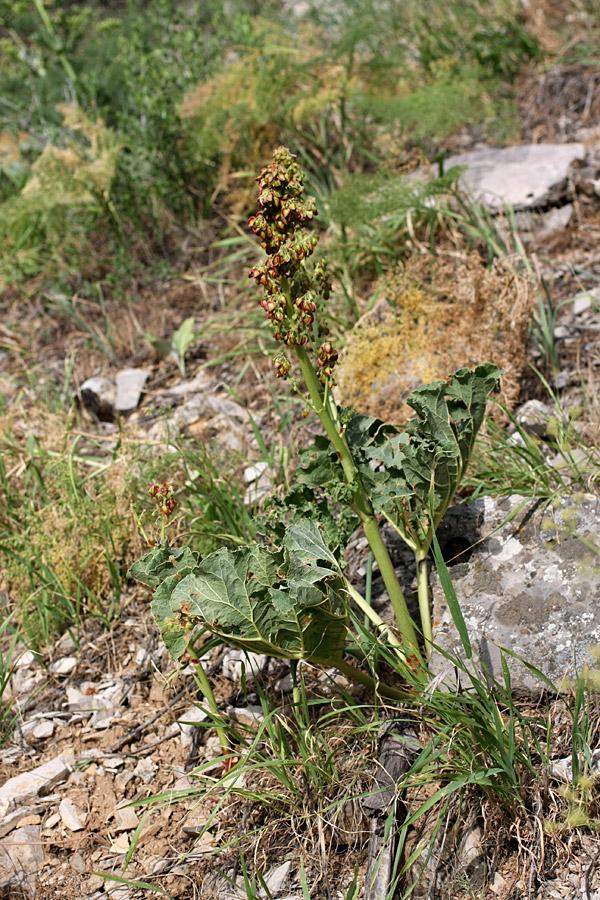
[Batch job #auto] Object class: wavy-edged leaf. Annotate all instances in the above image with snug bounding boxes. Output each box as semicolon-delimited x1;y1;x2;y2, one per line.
147;521;348;665
127;543;199;589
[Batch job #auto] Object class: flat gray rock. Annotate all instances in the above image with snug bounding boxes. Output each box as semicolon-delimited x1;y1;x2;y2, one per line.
0;756;72;816
445;143;585;209
77;375;116;421
0;825;44;892
115;367;150;411
431;493;600;693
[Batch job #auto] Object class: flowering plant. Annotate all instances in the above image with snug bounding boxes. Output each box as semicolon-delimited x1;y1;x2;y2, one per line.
130;148;500;693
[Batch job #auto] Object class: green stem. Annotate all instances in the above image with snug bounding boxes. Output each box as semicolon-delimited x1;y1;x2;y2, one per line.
416;549;432;659
343;580;405;657
32;0;78;86
335;658;411;702
359;514;421;656
290;659;301;707
292;339;422;662
294;342;354;480
364;548;373;630
186;644;230;754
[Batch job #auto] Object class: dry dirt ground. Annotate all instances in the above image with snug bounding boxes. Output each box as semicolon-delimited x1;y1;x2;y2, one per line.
2;64;600;900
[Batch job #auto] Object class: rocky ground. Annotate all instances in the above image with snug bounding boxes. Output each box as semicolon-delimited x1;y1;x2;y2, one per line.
2;63;600;900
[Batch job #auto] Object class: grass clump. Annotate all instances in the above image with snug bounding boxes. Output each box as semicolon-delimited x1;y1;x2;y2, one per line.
0;103;121;290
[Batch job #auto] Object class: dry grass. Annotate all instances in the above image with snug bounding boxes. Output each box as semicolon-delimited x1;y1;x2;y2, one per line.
336;250;536;425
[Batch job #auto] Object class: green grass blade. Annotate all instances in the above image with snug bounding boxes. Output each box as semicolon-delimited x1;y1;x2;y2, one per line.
430;527;472;659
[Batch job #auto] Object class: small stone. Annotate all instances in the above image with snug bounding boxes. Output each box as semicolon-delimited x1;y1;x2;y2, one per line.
540;203;573;232
243;461;270;483
115;368;150;412
264;860;292;894
176;705;209;750
0;756;72;814
549;749;600;782
490;872;507;895
204;735;223;761
102;756;125;772
572;292;595;315
15;650;36;669
54;632;77;655
553;371;569;390
135;647;150;667
78;376;116;421
514;399;553;437
49;656;77;675
114;770;134;792
109;832;130;855
44;813;61;829
15;814;41;828
71;852;86;873
0;825;44;891
275;674;293;693
459;826;484;881
227;706;264;728
114;805;140;832
59;798;85;831
133;757;156;784
32;720;55;740
222;649;267;682
106;881;133;900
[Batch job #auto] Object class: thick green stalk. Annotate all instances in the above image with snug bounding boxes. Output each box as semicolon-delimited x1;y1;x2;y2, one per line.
359;514;421;654
186;644;230;754
293;342;421;660
343;580;406;657
416;549;433;658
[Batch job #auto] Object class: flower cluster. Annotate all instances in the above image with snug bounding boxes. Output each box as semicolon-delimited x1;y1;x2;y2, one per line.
317;340;339;384
248;147;338;385
148;482;177;518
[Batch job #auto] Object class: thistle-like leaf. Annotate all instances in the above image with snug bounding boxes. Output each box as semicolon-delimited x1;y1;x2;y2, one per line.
140;521;348;665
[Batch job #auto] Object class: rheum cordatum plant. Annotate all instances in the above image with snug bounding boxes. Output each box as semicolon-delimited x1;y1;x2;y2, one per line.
129;147;501;697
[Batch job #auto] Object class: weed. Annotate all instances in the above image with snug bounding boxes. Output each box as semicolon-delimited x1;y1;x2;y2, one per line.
0;605;20;745
465;395;600;500
130;149;502;693
0;399;185;647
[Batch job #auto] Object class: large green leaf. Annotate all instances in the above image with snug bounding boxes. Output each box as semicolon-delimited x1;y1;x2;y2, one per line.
127;543;200;589
146;520;349;665
293;364;501;551
360;364;502;548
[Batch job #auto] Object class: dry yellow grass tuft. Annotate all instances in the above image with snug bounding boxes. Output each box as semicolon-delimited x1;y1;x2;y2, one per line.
336;251;536;424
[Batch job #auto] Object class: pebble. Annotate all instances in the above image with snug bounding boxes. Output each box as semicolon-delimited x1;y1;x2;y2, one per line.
0;756;72;815
0;825;44;891
32;719;55;740
115;367;150;412
114;805;140;832
114;770;134;792
109;832;130;855
133;757;157;784
49;656;77;675
16;814;41;828
572;292;596;315
222;648;268;682
264;860;293;895
59;798;86;831
176;704;209;750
